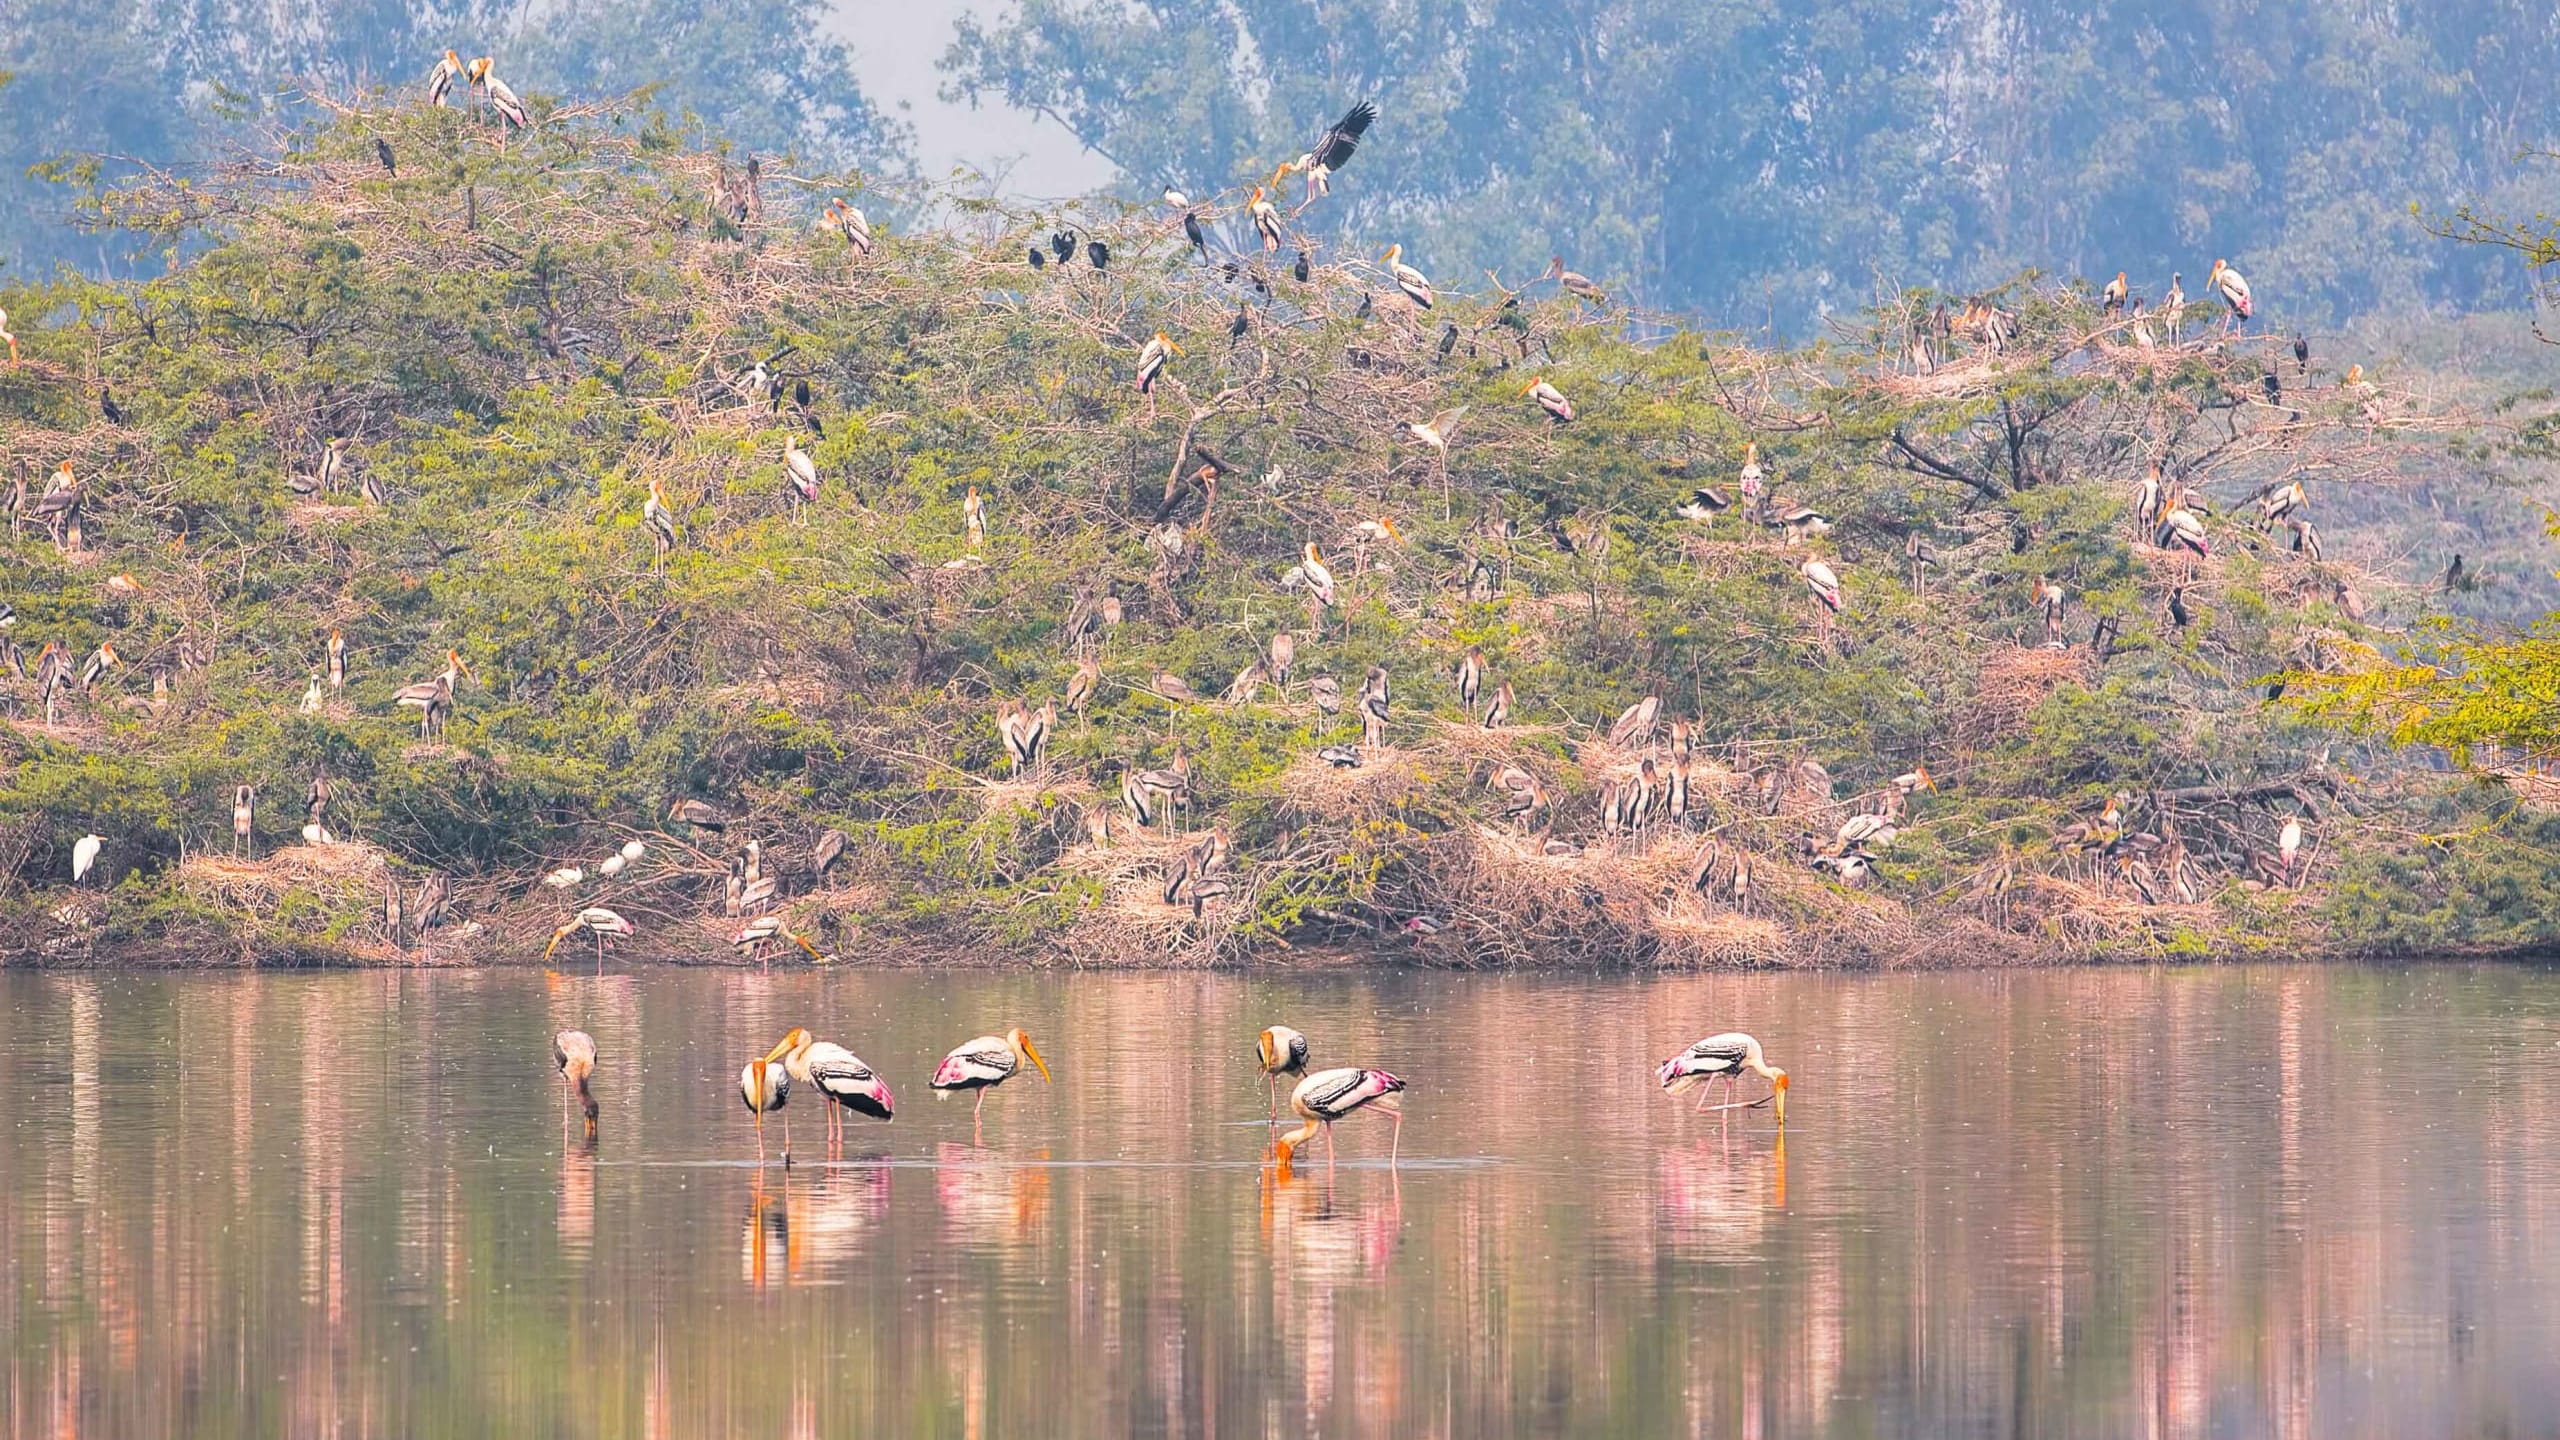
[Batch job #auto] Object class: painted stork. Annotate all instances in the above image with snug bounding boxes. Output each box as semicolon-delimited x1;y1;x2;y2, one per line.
1357;665;1390;749
1765;501;1832;546
79;641;120;691
1608;694;1660;749
319;437;349;494
1380;245;1433;309
428;48;463;107
1800;557;1843;613
2206;259;2252;326
643;479;678;573
1296;543;1337;606
1295;99;1377;203
1400;405;1465;457
1308;674;1342;717
1136;331;1181;394
1521;376;1574;423
784;434;820;507
392;650;470;738
1064;656;1100;717
1275;1067;1406;1174
1739;442;1765;502
2156;507;2209;557
732;915;821;971
1257;1025;1312;1120
667;798;730;831
554;1030;599;1138
467;58;528;129
1482;679;1514;730
1659;1032;1789;1122
2259;480;2307;529
739;1041;793;1165
545;907;634;970
2163;273;2187;342
1456;647;1485;711
2102;270;2127;318
1677;486;1734;523
1269;631;1296;688
1545;255;1606;303
771;1028;894;1153
326;628;347;689
1249;187;1284;252
2033;575;2067;643
930;1028;1051;1129
232;785;254;857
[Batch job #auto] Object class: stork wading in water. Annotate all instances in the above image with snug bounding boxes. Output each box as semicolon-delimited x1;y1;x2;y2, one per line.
545;907;633;973
1659;1032;1789;1123
554;1030;600;1139
931;1028;1051;1139
740;1039;794;1166
1275;1067;1406;1176
769;1027;894;1156
1257;1025;1312;1122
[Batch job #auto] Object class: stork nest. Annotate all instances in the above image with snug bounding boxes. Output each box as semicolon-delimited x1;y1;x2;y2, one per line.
1274;747;1423;817
1052;869;1249;967
711;672;832;712
1870;352;2005;401
971;773;1095;817
1963;646;2088;744
1416;719;1558;775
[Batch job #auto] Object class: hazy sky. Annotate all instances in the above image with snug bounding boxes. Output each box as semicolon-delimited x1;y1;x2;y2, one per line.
840;0;1119;195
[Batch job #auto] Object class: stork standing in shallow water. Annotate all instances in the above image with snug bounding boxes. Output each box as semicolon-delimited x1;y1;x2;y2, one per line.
1660;1032;1789;1123
554;1030;599;1139
739;1038;794;1165
1275;1067;1406;1175
931;1028;1051;1138
770;1027;894;1155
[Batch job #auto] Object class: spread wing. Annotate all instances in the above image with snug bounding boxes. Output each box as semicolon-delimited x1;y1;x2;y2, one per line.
1313;100;1378;171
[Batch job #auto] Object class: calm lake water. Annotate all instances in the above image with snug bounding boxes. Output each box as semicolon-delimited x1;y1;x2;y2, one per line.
4;965;2558;1438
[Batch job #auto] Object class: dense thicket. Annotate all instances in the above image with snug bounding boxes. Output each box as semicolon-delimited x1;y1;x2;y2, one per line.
0;99;2551;967
945;0;2560;327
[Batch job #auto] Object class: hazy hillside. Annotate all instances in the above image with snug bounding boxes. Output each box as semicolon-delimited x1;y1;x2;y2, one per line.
1;97;2555;967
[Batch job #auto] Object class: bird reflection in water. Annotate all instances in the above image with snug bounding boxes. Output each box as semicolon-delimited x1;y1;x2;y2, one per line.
794;1162;890;1278
742;1182;794;1290
1261;1144;1404;1429
1656;1128;1786;1259
936;1143;1051;1246
557;1134;596;1262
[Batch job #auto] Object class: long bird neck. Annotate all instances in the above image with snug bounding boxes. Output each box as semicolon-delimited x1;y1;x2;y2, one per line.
1279;1117;1323;1154
571;1066;597;1120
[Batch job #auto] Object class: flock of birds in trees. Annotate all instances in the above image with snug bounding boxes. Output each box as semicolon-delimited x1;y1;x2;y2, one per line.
2;49;2415;951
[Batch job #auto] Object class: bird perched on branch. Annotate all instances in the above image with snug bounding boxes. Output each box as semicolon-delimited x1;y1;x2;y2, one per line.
1400;405;1465;458
784;434;820;508
1545;255;1606;303
2033;575;2067;644
642;479;678;573
2206;258;2253;327
1608;694;1660;749
1136;331;1180;396
427;49;463;107
1800;557;1843;614
824;197;873;254
1249;187;1284;253
2155;507;2209;557
1481;679;1514;730
1521;376;1574;423
1380;244;1433;309
466;58;528;129
667;798;731;832
1456;648;1485;711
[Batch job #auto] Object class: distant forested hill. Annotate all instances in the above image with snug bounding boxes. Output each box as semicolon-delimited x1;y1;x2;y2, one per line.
944;0;2560;328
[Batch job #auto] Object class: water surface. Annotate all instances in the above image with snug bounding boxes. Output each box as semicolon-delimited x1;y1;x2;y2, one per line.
5;965;2558;1437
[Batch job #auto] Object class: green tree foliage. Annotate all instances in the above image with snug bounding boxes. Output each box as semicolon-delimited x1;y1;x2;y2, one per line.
943;0;2560;327
0;97;2523;965
0;0;906;275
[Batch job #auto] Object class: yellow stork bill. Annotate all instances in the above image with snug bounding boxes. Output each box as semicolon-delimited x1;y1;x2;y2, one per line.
78;641;121;690
1257;1025;1312;1121
2206;258;2253;324
1296;543;1337;605
1659;1032;1789;1122
1380;244;1433;308
1521;376;1574;423
1294;98;1377;202
428;48;463;106
732;915;821;972
545;906;634;970
554;1030;600;1137
392;649;470;738
740;1040;794;1165
2155;507;2209;557
643;479;678;573
827;198;874;254
963;485;986;551
1275;1067;1406;1173
467;57;529;129
784;433;820;507
1250;186;1284;252
1800;557;1843;614
2102;270;2128;317
1136;331;1181;393
930;1028;1051;1128
325;627;347;689
771;1028;894;1155
1739;441;1765;501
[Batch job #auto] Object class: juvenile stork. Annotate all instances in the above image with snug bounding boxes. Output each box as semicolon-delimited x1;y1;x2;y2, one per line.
553;1030;599;1138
